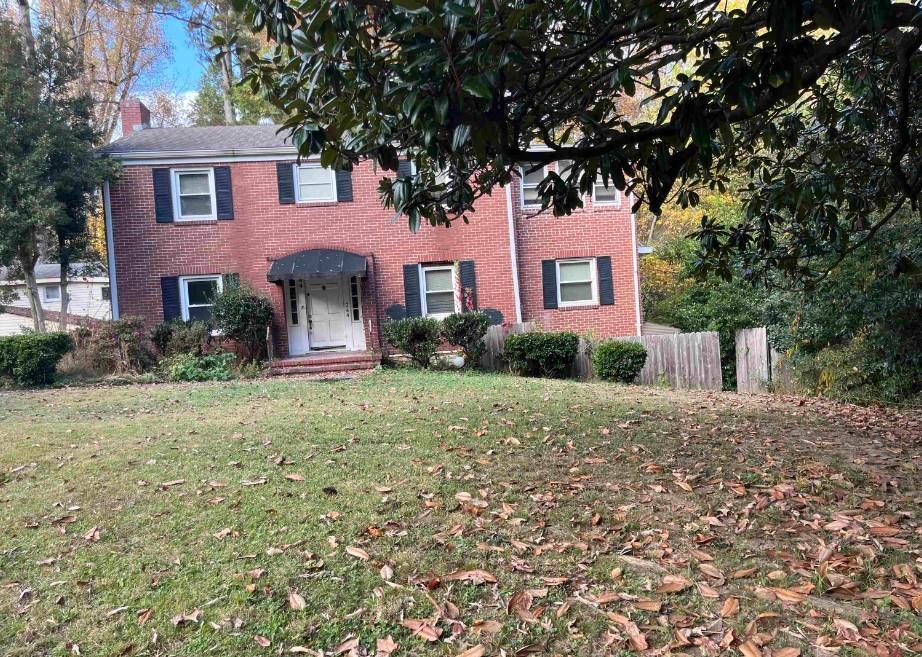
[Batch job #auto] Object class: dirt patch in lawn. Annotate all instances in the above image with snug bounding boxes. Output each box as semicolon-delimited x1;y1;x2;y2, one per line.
1;372;919;656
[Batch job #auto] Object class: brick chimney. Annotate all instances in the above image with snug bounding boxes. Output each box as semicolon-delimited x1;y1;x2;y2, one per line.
120;98;151;138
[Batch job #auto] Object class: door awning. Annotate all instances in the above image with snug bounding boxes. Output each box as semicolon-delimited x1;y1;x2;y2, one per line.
267;249;367;282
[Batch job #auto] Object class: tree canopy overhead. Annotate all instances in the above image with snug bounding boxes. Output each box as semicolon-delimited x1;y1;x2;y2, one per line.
235;0;922;279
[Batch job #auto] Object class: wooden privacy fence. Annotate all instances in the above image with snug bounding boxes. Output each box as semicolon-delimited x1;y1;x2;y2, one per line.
481;323;723;391
735;327;771;393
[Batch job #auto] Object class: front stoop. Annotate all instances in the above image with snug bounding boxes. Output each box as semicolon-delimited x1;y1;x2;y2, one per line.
268;350;380;376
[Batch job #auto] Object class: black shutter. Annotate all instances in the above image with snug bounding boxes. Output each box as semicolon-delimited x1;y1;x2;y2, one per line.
222;272;240;290
214;166;234;219
160;276;181;321
335;169;353;202
397;160;413;178
459;260;477;311
152;168;173;223
597;256;614;305
541;260;558;309
403;264;422;317
277;162;295;204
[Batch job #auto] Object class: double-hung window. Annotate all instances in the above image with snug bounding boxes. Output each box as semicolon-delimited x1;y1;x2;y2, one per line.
592;179;620;205
557;259;597;307
420;265;458;318
179;275;222;322
294;162;336;202
173;169;216;220
519;163;547;208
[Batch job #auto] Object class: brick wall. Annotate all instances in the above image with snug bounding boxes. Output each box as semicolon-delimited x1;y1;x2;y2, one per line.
108;158;640;357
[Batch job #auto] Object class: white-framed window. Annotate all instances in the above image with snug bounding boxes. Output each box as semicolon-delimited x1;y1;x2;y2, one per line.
420;264;458;319
43;285;61;302
592;179;620;205
172;169;217;221
179;275;223;322
519;163;547;208
556;258;597;307
294;162;337;203
101;286;111;301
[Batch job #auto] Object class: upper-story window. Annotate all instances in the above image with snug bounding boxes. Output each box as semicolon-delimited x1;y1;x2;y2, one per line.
420;264;458;319
519;163;547;208
592;179;620;205
295;162;337;203
43;285;61;302
172;169;216;221
557;258;598;307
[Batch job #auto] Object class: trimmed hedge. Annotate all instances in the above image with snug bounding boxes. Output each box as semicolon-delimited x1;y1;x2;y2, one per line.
593;339;647;383
503;331;578;378
383;317;442;368
0;332;74;387
441;311;489;367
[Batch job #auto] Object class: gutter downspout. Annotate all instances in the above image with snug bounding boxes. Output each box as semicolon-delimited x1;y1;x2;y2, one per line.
103;181;119;320
629;193;642;336
505;185;523;323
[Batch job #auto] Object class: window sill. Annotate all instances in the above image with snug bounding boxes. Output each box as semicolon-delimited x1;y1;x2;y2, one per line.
167;219;219;226
295;200;338;207
554;303;600;312
588;203;622;211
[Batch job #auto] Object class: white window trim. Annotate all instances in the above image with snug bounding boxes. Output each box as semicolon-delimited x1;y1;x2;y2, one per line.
179;275;223;322
293;162;337;204
43;285;61;302
172;168;217;221
556;258;598;308
419;264;459;319
591;180;621;206
519;164;547;209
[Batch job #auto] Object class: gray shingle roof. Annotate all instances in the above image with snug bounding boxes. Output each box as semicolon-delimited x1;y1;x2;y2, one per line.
101;125;295;155
0;262;104;282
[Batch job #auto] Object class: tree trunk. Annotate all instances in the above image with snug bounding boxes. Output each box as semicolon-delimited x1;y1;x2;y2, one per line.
219;44;237;125
58;234;70;332
21;267;46;333
15;0;35;61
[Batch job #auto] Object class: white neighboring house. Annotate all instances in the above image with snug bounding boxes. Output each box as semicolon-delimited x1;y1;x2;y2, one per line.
0;262;111;336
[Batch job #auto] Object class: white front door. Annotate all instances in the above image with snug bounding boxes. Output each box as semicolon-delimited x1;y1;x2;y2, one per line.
285;279;310;356
307;281;348;349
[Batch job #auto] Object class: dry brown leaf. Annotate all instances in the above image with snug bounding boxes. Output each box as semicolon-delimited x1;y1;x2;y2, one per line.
376;635;399;656
656;574;692;593
442;569;497;585
402;619;442;642
288;591;306;611
136;608;153;625
471;619;503;634
720;597;740;617
456;646;486;657
345;546;370;561
739;640;762;657
254;635;271;648
334;637;359;654
284;473;305;481
773;648;801;657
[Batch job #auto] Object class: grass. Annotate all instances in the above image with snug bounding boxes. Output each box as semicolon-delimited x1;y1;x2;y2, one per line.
1;370;919;656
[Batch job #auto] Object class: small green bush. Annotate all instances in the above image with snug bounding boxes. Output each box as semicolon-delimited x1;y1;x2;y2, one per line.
503;331;578;378
161;351;236;382
212;285;274;361
149;320;213;357
383;317;442;368
593;339;647;383
440;311;489;367
0;332;74;386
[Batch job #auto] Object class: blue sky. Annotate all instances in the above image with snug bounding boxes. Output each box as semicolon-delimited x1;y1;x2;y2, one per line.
161;15;204;93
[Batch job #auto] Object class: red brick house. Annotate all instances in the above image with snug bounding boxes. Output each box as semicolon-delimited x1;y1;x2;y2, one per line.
102;99;642;363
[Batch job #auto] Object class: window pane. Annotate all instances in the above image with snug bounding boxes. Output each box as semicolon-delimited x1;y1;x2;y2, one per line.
102;286;110;300
186;279;218;305
522;186;542;206
178;172;210;194
180;194;213;216
298;166;329;185
44;285;60;300
521;164;545;186
594;184;619;203
187;305;214;322
298;182;334;201
558;261;591;283
560;282;593;302
424;269;453;292
556;160;574;179
426;291;455;314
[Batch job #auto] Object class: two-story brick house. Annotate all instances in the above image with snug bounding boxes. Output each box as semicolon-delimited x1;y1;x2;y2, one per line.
102;99;642;366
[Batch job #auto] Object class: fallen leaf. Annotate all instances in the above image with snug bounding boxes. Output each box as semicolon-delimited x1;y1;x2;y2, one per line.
376;635;399;657
456;646;485;657
720;597;740;617
288;591;306;611
442;569;497;585
345;546;370;561
136;608;153;625
402;619;442;642
656;574;691;593
284;473;305;481
739;640;762;657
254;635;271;648
334;637;359;654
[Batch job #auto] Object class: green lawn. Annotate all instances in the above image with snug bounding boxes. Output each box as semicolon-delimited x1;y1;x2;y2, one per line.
1;370;919;657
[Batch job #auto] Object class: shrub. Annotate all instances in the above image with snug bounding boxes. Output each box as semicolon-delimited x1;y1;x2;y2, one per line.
440;312;489;367
0;332;74;386
593;340;647;383
383;317;442;368
149;320;213;357
211;285;274;361
161;351;236;382
503;331;578;378
86;317;155;374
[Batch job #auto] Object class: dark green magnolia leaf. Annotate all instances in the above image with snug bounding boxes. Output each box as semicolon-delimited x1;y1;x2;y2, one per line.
461;77;492;100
